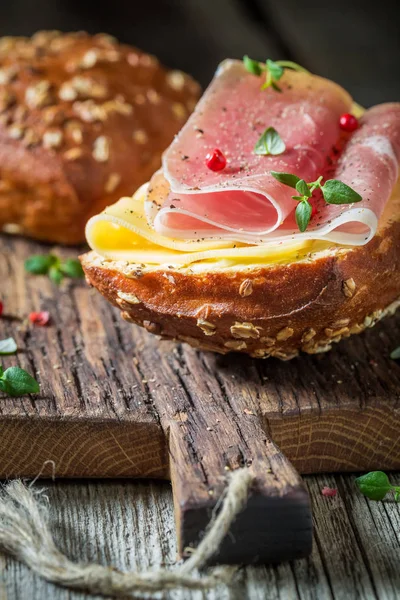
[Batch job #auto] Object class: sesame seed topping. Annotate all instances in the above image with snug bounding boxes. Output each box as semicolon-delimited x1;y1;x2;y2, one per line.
0;65;17;85
80;49;98;69
105;172;121;193
64;147;83;160
172;102;187;120
93;135;109;161
8;124;24;140
147;89;160;104
73;100;106;122
166;70;186;91
43;129;63;149
25;80;54;109
133;129;148;144
59;83;77;102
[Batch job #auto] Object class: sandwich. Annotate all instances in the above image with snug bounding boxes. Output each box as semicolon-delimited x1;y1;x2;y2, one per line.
0;30;199;244
82;58;400;359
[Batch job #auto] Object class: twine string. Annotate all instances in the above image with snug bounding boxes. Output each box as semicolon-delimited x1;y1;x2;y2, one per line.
0;468;252;597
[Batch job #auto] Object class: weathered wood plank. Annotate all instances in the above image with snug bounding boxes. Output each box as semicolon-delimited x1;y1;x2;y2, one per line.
1;474;399;599
1;235;400;481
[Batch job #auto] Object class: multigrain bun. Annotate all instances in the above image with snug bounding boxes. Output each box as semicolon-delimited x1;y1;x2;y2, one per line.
81;184;400;359
0;31;200;244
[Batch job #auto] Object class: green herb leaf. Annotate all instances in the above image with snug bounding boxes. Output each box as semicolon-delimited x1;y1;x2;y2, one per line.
322;180;362;205
390;347;400;360
243;55;263;76
0;366;39;397
0;337;17;355
274;60;309;73
266;59;284;81
270;171;301;189
60;259;84;279
355;471;393;501
295;200;312;232
254;127;286;156
295;179;311;197
271;81;282;93
24;254;57;275
49;266;63;286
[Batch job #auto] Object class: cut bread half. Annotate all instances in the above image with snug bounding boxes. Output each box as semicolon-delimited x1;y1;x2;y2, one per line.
81;180;400;359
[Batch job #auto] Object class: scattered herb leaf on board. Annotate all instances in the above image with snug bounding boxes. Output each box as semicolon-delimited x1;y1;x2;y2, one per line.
25;254;84;285
0;365;39;397
0;338;17;355
356;471;400;501
390;346;400;360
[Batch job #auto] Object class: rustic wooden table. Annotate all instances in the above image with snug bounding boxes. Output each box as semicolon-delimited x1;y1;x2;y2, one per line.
1;473;400;599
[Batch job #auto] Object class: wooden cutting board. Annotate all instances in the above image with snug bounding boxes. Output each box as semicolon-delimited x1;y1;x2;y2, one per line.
1;236;400;564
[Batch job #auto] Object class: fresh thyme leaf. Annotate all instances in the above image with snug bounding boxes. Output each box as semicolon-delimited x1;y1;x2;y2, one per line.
243;55;263;76
49;266;63;286
390;346;400;360
271;81;282;93
60;259;84;279
0;365;39;397
295;200;312;232
295;179;311;197
254;127;286;156
270;171;301;188
274;60;310;74
24;254;57;275
271;171;363;231
322;180;362;205
266;59;284;81
355;471;398;501
0;338;17;355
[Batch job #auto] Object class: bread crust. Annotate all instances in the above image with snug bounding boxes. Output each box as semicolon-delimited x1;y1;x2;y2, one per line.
0;31;199;244
80;192;400;359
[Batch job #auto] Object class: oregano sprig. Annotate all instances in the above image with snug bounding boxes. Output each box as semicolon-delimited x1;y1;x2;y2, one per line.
0;364;39;397
243;56;309;92
356;471;400;502
271;171;362;232
25;254;84;286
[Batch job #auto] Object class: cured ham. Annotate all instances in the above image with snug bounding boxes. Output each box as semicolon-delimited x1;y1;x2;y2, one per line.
148;59;400;246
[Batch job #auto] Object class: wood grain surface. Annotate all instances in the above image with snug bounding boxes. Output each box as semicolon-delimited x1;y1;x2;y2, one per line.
1;473;400;599
1;235;400;480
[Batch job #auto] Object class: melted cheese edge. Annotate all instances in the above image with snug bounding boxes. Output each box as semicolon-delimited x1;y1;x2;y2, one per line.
86;103;373;269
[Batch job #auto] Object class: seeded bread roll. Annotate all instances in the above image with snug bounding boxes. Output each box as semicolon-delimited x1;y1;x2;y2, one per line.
0;30;200;244
80;184;400;360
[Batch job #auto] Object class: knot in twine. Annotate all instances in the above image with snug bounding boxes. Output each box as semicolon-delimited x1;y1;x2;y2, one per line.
0;468;252;597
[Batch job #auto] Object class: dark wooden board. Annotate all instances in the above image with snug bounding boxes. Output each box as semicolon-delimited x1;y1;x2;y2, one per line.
1;235;400;563
2;235;399;479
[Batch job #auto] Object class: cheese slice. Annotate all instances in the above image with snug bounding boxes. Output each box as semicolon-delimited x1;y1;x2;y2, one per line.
86;183;336;267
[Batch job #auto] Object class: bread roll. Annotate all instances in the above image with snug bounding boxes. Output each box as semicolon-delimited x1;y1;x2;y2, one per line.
81;181;400;359
0;31;200;244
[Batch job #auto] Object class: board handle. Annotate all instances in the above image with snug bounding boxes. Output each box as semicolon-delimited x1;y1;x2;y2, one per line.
168;413;312;565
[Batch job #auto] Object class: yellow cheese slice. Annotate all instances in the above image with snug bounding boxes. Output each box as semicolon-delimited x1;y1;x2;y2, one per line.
86;183;333;267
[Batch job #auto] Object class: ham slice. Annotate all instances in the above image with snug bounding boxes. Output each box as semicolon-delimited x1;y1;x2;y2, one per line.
148;60;400;246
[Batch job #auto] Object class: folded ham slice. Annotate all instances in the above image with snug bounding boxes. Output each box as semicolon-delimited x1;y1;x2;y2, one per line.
149;59;400;246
